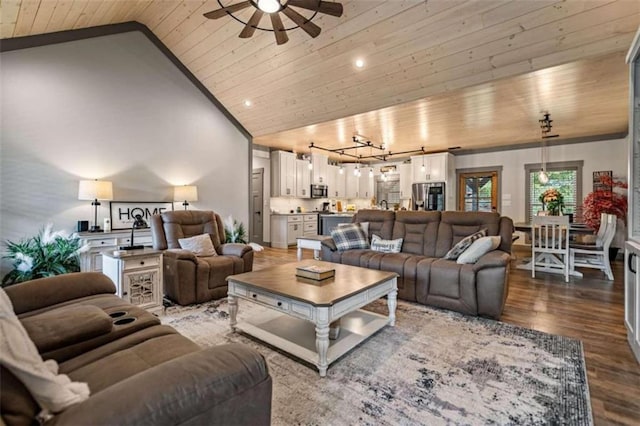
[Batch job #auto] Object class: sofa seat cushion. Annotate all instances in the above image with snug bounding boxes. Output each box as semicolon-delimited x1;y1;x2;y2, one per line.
17;294;129;320
65;332;200;394
21;305;113;353
380;253;426;302
197;256;241;289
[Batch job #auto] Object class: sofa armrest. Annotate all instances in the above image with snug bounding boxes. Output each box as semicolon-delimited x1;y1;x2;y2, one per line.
219;243;252;258
48;344;271;426
321;238;337;252
4;273;116;316
164;249;198;263
472;250;510;272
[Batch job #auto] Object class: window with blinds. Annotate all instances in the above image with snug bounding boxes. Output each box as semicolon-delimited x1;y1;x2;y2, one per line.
525;161;583;223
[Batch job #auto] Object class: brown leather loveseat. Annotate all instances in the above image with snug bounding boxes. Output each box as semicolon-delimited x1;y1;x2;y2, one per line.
1;273;272;425
151;210;253;305
321;210;514;319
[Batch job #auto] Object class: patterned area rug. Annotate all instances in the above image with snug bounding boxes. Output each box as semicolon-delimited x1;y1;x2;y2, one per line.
161;299;592;425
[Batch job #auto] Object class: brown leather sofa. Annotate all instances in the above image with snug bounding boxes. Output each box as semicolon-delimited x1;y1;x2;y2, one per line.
151;210;253;305
1;272;272;426
321;210;514;319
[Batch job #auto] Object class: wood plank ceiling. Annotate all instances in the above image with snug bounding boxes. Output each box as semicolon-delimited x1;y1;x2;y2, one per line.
2;0;639;161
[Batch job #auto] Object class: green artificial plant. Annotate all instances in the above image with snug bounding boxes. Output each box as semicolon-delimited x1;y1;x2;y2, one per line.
224;215;247;244
2;224;88;286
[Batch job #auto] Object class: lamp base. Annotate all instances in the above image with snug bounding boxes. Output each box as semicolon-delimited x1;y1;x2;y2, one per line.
89;226;103;233
119;245;144;251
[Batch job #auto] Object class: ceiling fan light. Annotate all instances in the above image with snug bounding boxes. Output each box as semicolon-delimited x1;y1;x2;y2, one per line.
256;0;280;13
538;170;549;184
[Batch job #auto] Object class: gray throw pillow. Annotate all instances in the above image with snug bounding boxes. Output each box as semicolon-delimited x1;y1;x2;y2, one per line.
443;229;487;260
371;234;403;254
331;224;369;251
178;234;217;257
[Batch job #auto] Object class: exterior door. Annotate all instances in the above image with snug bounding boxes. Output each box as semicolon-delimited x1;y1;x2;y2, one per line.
458;171;498;212
251;169;264;245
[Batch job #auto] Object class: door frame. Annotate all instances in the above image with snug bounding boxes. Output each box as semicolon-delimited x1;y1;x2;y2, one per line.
456;166;502;212
251;168;265;246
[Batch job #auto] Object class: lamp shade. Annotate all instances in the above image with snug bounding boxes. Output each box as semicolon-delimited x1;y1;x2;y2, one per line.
174;185;198;202
78;180;113;201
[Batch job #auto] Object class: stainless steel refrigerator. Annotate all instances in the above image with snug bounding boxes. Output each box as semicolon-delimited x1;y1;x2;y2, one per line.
412;182;446;211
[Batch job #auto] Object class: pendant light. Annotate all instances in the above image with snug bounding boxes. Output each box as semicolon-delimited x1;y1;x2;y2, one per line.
369;167;374;178
421;155;426;173
308;146;313;170
339;164;344;174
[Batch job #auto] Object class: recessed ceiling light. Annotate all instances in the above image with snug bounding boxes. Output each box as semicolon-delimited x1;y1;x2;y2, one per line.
355;59;365;68
244;100;252;107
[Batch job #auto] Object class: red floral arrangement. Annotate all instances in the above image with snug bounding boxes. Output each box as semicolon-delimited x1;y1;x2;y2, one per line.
582;175;628;232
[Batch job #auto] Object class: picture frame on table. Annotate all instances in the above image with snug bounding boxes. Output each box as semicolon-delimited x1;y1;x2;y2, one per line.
110;201;173;230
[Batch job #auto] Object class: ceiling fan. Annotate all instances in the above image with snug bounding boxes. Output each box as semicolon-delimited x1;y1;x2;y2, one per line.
203;0;344;45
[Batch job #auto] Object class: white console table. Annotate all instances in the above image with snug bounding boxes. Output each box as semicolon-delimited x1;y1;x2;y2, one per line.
77;229;152;272
102;249;163;314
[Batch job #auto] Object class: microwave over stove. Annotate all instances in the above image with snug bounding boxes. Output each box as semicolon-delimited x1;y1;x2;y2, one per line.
311;184;328;198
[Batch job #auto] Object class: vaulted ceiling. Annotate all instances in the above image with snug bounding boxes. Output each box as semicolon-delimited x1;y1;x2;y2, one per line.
2;0;639;160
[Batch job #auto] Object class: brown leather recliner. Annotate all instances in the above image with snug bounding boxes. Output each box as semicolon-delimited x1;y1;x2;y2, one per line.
151;211;253;305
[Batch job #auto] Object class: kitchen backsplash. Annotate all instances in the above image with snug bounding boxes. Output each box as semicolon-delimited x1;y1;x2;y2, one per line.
270;197;375;214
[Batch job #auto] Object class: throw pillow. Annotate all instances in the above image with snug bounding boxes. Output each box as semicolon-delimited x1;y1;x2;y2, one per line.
0;289;90;416
456;236;501;264
371;234;403;254
443;229;487;260
331;224;369;251
178;234;217;257
338;221;369;238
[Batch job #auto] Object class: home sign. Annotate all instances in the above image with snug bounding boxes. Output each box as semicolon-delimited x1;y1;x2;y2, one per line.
110;201;173;230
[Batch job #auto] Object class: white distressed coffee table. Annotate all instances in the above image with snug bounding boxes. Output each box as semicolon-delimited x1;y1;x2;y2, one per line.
226;260;398;377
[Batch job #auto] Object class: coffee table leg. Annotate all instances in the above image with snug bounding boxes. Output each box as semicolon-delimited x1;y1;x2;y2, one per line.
387;288;397;326
228;294;238;331
315;314;330;377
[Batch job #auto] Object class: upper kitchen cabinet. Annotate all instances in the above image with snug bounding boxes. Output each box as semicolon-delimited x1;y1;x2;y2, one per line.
358;168;375;199
411;153;455;183
398;163;412;199
327;164;346;198
271;151;296;197
343;164;359;199
295;159;311;198
311;153;329;185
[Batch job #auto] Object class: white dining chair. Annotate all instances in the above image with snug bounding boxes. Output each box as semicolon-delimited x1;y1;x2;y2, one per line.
531;215;571;282
570;213;616;280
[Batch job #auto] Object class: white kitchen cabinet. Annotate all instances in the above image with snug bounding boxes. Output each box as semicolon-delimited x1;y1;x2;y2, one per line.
270;214;317;248
411;153;453;183
295;159;311;198
311;153;329;185
398;163;413;199
343;164;359;199
271;151;296;197
327;165;346;198
625;31;640;364
303;214;318;236
358;169;375;199
625;242;640;363
334;165;346;198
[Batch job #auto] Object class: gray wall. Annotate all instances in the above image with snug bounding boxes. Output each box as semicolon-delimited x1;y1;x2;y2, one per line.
0;31;250;272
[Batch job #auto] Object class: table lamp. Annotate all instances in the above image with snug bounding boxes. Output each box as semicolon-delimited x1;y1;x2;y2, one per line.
120;214;147;250
78;180;113;232
174;185;198;210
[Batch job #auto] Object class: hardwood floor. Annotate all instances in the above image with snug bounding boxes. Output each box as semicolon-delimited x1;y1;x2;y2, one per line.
252;245;640;426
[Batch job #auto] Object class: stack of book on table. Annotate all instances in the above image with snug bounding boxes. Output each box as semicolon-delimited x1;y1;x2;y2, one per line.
295;264;335;281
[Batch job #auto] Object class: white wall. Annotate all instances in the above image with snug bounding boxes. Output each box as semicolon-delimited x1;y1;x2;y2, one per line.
455;138;628;223
0;31;250;270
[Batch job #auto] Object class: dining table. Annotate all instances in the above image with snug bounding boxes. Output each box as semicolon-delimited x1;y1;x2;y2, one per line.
513;222;595;278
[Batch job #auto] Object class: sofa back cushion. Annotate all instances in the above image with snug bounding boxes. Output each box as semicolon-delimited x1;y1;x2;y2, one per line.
352;210;395;241
435;211;502;258
392;211;441;256
152;211;224;252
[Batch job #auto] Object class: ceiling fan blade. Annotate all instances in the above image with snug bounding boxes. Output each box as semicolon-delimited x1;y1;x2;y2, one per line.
282;7;321;38
288;0;343;17
203;1;251;19
270;13;289;45
239;9;264;38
